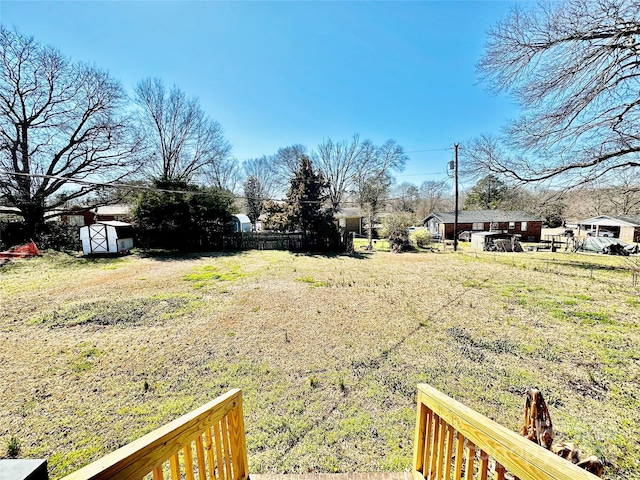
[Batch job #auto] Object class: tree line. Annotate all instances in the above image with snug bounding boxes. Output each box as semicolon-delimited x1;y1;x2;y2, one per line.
0;26;406;249
4;0;640;248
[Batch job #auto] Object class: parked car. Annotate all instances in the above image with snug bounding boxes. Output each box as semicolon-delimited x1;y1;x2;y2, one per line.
458;231;472;242
586;229;614;237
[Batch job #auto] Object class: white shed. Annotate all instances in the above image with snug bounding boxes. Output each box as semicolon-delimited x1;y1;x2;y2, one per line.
79;221;134;255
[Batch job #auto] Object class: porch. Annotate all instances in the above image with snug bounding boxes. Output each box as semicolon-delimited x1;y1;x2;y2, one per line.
45;384;598;480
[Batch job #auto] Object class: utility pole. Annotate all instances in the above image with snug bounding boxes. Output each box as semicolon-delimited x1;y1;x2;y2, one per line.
454;143;459;252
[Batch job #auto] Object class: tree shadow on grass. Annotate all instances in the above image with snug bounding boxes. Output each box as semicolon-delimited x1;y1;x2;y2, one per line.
297;251;372;260
134;249;246;262
135;249;372;261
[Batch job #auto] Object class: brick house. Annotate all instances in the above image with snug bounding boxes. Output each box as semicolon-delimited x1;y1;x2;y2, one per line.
423;210;543;242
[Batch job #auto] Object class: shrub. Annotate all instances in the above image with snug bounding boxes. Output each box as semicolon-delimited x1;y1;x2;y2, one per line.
0;220;80;251
6;436;20;458
411;229;432;249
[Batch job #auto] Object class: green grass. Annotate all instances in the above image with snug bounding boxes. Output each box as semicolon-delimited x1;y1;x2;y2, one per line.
0;249;639;479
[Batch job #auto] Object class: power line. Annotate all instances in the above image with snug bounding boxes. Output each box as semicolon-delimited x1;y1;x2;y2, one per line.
405;147;454;153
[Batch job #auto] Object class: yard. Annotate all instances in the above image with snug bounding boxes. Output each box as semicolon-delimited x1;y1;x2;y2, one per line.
1;249;639;479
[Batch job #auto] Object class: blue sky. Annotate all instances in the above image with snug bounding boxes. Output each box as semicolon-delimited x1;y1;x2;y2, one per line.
0;0;520;187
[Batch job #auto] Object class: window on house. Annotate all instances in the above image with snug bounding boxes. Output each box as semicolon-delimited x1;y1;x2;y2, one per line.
508;222;516;229
521;222;528;231
472;222;484;230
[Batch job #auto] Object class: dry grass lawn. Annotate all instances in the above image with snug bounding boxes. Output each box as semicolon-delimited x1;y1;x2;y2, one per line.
1;249;639;479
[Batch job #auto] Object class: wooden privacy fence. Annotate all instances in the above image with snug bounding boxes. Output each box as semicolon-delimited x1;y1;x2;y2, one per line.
222;232;350;252
62;389;248;480
412;384;598;480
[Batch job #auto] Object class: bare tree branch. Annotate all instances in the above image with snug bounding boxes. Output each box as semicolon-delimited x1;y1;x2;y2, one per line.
474;0;640;185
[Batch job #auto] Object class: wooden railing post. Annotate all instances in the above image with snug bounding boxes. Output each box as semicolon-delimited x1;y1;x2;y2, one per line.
412;384;600;480
61;389;249;480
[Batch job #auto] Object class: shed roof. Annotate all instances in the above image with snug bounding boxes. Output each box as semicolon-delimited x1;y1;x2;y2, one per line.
424;210;543;224
233;214;251;224
97;220;131;227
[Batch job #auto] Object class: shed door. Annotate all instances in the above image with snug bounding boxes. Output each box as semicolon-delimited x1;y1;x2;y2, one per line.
88;224;108;253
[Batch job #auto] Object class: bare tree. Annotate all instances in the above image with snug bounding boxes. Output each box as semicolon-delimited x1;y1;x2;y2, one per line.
271;144;308;194
417;180;451;218
135;77;232;183
205;155;242;193
603;170;640;215
356;140;408;248
392;182;420;213
476;0;640;185
242;155;280;200
315;134;366;210
0;27;142;236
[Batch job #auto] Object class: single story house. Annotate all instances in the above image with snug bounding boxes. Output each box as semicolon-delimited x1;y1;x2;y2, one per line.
577;215;640;243
94;204;132;223
60;204;132;226
423;210;543;242
334;207;364;235
0;206;23;223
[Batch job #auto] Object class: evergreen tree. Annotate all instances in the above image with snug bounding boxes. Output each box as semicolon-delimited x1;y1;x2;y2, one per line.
243;175;265;225
285;156;333;234
133;180;235;249
464;175;509;210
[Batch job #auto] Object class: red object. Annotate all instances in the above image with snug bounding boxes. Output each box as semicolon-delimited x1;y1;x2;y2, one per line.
0;241;41;258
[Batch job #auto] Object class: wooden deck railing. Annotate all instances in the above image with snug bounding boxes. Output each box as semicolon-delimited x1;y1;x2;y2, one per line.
62;389;248;480
412;384;598;480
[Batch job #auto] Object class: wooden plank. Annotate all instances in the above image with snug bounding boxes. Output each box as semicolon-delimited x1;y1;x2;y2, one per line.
429;414;441;478
444;424;454;480
415;384;599;480
423;406;433;476
169;454;180;480
152;466;163;480
221;417;232;480
183;444;195;480
452;432;464;480
435;417;446;480
61;389;244;480
233;396;249;480
205;428;217;480
464;440;475;480
413;394;428;475
195;435;207;480
496;462;506;480
479;450;488;480
213;422;224;480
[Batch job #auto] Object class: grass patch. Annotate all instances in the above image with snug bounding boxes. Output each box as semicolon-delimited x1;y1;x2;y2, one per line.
184;265;245;289
295;276;328;287
31;294;199;327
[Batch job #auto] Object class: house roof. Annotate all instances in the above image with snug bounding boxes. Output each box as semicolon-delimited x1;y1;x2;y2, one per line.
334;207;363;219
98;220;132;227
424;210;543;224
95;204;131;216
578;215;640;227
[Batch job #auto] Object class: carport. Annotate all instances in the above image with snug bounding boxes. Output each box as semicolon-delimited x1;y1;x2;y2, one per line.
578;215;640;243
